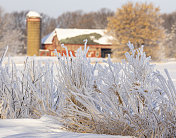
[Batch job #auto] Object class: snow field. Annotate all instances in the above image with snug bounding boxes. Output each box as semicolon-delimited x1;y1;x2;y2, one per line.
0;43;176;137
0;115;134;138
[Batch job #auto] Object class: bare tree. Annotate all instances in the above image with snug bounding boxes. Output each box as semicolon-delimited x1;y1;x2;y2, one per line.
161;12;176;58
0;6;5;40
0;13;25;56
41;13;57;38
162;12;176;33
93;8;114;29
57;9;114;29
57;10;83;28
77;12;96;29
11;11;28;54
11;11;27;33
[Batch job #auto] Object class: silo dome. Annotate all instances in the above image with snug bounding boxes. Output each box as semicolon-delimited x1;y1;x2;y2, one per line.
27;11;41;18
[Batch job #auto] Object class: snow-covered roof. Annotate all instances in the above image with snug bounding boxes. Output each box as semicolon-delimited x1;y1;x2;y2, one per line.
42;28;113;45
27;11;41;18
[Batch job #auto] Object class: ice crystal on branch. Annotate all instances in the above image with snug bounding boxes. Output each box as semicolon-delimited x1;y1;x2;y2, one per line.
0;41;175;137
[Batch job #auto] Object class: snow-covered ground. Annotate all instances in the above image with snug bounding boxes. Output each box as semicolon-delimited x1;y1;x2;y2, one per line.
155;61;176;85
0;57;176;138
0;116;134;138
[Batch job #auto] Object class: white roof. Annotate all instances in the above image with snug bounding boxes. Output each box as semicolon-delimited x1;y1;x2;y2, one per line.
27;11;41;18
42;28;113;45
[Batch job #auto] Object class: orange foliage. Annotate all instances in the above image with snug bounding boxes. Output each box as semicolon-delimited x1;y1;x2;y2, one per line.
107;2;165;59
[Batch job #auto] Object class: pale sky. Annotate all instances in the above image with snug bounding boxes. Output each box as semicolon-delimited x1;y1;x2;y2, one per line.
0;0;176;18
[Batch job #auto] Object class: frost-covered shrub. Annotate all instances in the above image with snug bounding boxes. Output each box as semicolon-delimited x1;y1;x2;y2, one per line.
99;43;175;137
56;41;176;137
111;42;176;137
0;48;58;119
0;41;175;137
53;42;101;132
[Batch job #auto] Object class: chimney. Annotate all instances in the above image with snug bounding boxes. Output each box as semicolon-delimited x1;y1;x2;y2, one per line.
26;11;41;56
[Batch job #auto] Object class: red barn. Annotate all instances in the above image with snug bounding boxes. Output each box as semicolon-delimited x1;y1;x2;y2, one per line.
40;28;113;58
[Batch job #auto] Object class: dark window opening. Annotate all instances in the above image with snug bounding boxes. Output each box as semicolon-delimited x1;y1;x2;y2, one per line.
101;48;112;58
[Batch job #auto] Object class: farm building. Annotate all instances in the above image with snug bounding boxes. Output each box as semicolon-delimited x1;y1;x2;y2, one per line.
26;11;41;56
40;28;113;58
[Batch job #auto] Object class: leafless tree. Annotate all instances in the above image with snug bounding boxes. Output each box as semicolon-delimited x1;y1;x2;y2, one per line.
57;9;114;29
41;13;57;38
93;8;114;29
57;10;83;28
162;12;176;58
0;12;25;56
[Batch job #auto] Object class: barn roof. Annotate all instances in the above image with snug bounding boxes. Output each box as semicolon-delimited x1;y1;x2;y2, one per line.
41;28;113;45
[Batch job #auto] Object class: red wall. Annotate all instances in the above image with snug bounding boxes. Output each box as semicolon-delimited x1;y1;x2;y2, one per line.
40;36;112;57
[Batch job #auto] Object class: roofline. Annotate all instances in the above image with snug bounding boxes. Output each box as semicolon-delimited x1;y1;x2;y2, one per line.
41;28;112;45
55;28;106;30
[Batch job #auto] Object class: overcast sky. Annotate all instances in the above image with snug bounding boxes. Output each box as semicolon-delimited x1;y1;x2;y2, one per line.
0;0;176;18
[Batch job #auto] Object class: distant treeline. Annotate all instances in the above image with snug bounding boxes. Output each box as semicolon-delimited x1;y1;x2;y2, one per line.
0;5;176;57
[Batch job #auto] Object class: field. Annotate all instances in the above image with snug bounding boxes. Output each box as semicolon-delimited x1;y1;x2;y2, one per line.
0;115;134;138
0;44;176;137
0;60;175;137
